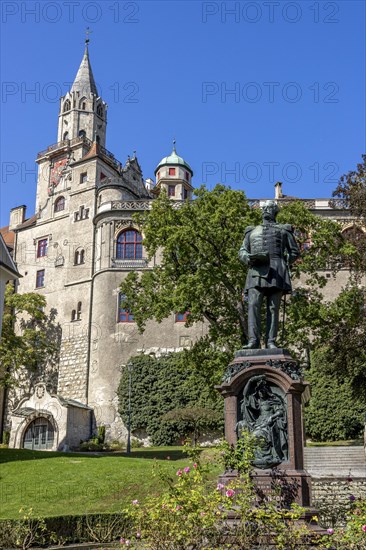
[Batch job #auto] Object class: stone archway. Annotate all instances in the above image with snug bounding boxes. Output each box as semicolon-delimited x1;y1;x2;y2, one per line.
23;416;55;451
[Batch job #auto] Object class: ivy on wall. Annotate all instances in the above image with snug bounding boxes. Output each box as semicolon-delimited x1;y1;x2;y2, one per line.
118;353;223;446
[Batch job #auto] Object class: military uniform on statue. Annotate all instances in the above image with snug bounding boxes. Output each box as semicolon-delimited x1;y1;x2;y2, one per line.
238;200;299;349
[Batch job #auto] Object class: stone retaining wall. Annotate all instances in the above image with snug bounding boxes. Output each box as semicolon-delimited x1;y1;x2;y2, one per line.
311;477;366;527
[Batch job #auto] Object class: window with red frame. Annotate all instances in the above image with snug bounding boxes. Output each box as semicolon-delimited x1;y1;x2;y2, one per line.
169;167;176;176
118;293;134;322
37;239;48;258
36;270;45;288
175;311;190;322
168;185;175;197
116;229;142;259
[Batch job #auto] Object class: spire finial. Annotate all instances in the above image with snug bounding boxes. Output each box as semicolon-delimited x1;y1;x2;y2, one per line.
172;139;176;153
85;27;92;47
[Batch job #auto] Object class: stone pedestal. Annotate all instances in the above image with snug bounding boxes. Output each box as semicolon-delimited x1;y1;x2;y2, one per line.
216;348;312;507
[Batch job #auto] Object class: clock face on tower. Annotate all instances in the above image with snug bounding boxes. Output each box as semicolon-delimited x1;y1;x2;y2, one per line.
48;156;69;195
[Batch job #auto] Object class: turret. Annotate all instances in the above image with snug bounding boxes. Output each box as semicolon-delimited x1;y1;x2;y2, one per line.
154;141;193;200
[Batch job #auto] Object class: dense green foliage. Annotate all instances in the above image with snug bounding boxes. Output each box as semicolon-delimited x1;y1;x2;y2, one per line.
118;353;223;445
120;185;353;364
0;284;60;387
305;351;365;442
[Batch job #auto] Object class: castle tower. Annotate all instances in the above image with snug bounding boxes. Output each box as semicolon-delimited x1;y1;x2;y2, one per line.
154;141;193;200
57;39;107;147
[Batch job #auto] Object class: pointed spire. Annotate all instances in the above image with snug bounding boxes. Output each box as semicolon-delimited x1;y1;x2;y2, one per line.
172;139;177;154
71;34;98;96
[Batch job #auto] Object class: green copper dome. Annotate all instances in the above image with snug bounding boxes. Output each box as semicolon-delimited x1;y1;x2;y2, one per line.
155;141;193;175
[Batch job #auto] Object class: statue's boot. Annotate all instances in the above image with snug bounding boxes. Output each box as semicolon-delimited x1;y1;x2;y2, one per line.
266;341;277;349
243;340;260;349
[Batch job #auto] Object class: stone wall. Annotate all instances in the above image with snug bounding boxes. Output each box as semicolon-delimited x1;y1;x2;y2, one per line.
58;336;88;401
311;477;366;527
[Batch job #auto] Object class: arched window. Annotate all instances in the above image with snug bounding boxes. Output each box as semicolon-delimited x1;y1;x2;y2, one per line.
116;229;142;260
96;135;100;144
74;249;85;265
23;417;54;450
79;97;87;110
63;131;69;141
78;129;86;138
54;196;65;212
118;293;134;322
63;99;71;112
71;309;76;322
97;104;103;117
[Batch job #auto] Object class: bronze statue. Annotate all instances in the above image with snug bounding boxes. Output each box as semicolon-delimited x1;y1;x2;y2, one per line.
239;200;300;349
236;375;288;468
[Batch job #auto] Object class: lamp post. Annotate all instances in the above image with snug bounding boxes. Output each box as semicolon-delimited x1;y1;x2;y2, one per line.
126;362;133;454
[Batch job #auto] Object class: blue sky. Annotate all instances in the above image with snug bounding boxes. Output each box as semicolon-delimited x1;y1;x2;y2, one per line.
0;0;365;225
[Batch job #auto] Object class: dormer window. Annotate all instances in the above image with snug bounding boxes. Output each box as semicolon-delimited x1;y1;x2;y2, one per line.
63;100;71;112
169;168;176;176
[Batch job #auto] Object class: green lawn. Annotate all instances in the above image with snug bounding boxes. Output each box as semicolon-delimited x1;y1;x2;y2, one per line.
0;447;220;520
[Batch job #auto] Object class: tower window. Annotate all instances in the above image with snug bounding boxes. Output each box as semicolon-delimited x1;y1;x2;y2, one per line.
63;100;71;112
77;301;82;320
116;229;142;260
168;185;175;197
185;171;190;181
169;168;176;176
54;196;65;212
78;130;86;138
157;171;160;180
96;135;100;144
63;131;69;141
74;249;85;265
71;309;76;322
118;293;134;323
183;188;189;200
36;270;45;288
80;172;87;184
82;102;86;110
97;105;103;117
37;239;48;258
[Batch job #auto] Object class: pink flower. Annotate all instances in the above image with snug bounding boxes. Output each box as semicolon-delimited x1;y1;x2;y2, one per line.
216;483;225;491
362;525;366;532
200;511;206;517
327;528;334;535
125;541;130;546
132;499;139;505
193;463;198;469
166;456;171;460
176;469;182;476
225;489;235;498
176;505;182;511
184;466;190;473
136;532;141;538
120;538;125;544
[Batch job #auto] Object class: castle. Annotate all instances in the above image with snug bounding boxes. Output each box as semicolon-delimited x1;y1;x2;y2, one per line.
0;42;358;451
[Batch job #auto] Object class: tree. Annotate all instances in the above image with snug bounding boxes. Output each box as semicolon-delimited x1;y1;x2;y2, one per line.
0;283;61;389
332;154;366;274
120;185;353;373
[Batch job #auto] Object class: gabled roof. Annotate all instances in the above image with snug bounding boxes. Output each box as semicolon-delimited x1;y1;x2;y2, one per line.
0;225;15;251
0;233;21;279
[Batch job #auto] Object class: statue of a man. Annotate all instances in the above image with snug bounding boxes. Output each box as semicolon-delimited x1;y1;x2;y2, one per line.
239;200;300;349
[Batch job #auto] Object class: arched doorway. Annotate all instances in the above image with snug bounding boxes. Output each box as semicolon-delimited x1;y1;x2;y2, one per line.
23;417;55;450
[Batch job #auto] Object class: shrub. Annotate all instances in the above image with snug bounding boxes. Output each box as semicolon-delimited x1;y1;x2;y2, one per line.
305;351;364;442
118;353;223;446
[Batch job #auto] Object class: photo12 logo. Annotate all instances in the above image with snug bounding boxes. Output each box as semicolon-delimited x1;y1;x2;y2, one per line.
201;2;340;24
1;2;140;24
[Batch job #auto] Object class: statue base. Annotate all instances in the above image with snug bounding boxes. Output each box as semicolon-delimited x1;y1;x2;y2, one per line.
216;349;312;507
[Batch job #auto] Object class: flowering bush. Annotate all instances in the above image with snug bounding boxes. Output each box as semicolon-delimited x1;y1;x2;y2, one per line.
319;498;366;549
122;434;313;549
